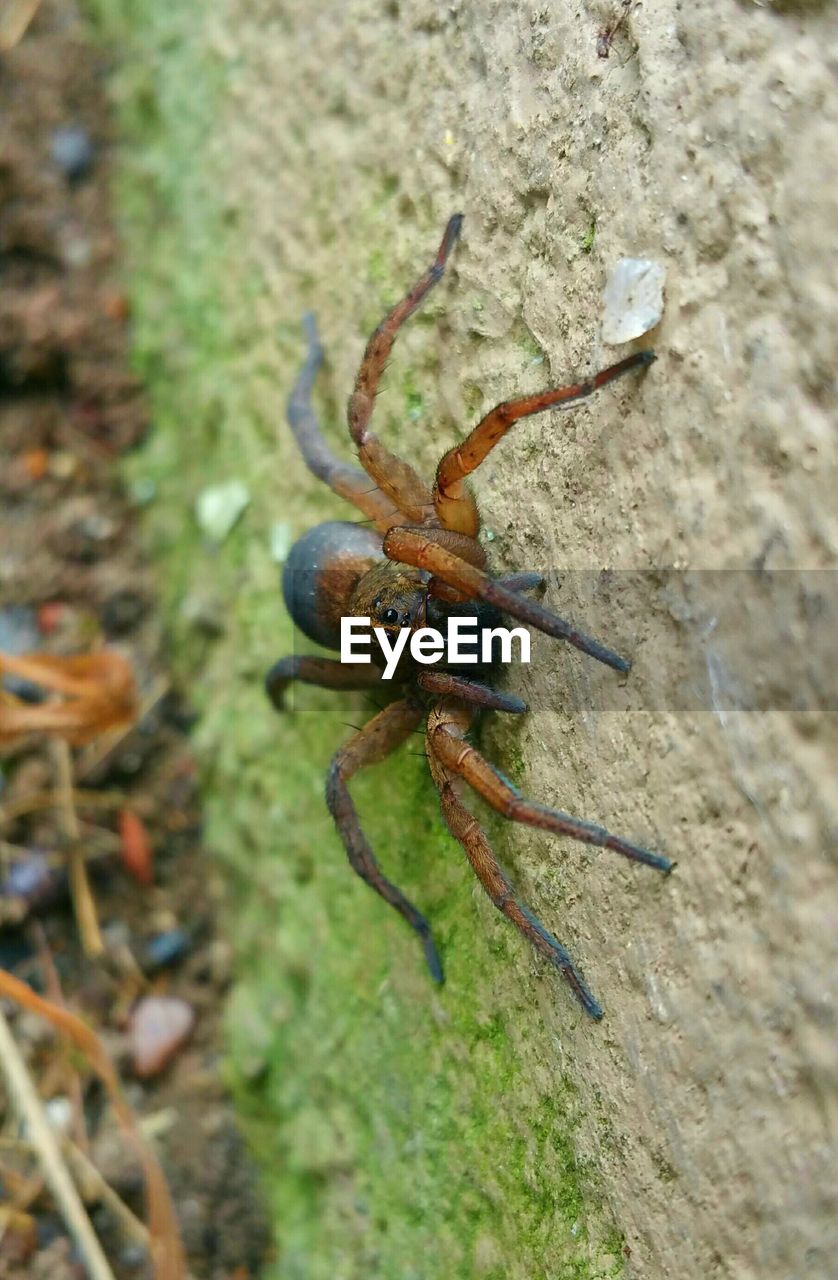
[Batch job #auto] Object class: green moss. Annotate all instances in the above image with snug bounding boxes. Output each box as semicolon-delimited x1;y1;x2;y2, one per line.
512;319;546;365
89;2;625;1275
582;217;597;254
403;368;425;422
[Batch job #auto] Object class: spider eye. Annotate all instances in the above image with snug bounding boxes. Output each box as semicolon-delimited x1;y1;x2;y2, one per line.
372;596;382;611
381;607;400;626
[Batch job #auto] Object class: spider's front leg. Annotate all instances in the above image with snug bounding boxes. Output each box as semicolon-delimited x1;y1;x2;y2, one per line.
327;697;445;982
287;313;397;530
383;526;631;672
432;349;655;536
346;214;463;524
265;655;384;711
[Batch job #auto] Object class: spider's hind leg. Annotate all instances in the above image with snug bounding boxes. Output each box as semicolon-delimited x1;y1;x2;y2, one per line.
327;697;444;982
429;713;673;873
437;782;603;1019
426;701;603;1018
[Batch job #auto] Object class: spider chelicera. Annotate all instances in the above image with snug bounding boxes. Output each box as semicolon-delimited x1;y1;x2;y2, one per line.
266;214;671;1019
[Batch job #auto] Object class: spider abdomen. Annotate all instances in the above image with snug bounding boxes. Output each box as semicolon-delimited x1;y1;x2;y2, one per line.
282;520;383;650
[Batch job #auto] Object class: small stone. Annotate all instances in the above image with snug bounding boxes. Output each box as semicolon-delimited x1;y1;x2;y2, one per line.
2;851;66;911
101;589;148;636
45;1097;73;1134
129;478;157;506
101;919;132;950
141;929;191;973
269;521;293;563
601;257;666;344
180;592;226;636
195;480;250;542
50;125;95;181
0;606;41;700
129;997;195;1079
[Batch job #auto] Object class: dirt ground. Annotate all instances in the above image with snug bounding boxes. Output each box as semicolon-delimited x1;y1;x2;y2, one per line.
53;1;838;1278
0;5;269;1277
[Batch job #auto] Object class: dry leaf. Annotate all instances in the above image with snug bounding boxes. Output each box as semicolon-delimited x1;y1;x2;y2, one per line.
0;650;138;746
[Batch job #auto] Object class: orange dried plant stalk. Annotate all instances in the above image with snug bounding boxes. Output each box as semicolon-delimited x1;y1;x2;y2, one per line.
0;969;187;1280
0;651;138;746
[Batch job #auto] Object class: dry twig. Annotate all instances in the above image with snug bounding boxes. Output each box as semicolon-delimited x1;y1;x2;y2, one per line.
0;970;186;1280
51;739;104;958
0;1006;117;1280
0;651;138;747
0;0;43;51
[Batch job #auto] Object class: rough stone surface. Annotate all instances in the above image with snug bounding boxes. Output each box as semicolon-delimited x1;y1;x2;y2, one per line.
99;1;837;1277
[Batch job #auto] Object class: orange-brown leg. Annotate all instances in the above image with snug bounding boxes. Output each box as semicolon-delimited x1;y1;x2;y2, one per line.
383;527;631;672
435;775;603;1018
288;313;397;530
429;716;673;873
347;214;463;523
433;350;655;535
417;670;527;714
326;698;444;981
265;655;383;711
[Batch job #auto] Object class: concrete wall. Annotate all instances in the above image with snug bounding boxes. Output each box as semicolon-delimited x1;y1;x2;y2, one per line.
100;1;837;1276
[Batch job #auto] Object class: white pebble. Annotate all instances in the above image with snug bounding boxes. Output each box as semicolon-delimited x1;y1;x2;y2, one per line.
195;480;250;542
601;258;666;344
45;1096;73;1134
269;521;293;563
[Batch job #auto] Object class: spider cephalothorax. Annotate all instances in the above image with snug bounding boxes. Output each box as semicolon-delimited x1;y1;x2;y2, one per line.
266;214;671;1019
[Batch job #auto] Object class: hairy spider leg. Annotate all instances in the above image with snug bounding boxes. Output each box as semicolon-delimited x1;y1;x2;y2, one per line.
495;571;545;595
383;527;632;673
425;700;603;1019
433;349;656;536
417;670;528;714
347;214;464;524
287;314;398;531
429;709;673;874
326;698;444;981
265;655;384;711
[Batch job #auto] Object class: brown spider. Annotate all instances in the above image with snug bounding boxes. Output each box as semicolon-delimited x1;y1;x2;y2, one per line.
266;214;671;1019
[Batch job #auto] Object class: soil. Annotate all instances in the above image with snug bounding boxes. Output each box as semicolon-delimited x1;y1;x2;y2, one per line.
0;4;270;1277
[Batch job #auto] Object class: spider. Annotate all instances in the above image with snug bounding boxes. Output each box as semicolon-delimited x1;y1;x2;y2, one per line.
266;214;672;1019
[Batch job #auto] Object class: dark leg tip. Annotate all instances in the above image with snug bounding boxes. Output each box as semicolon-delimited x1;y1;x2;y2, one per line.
636;349;656;367
584;640;630;674
264;659;291;712
421;931;445;984
441;213;464;256
585;997;605;1021
562;972;603;1020
643;849;675;875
